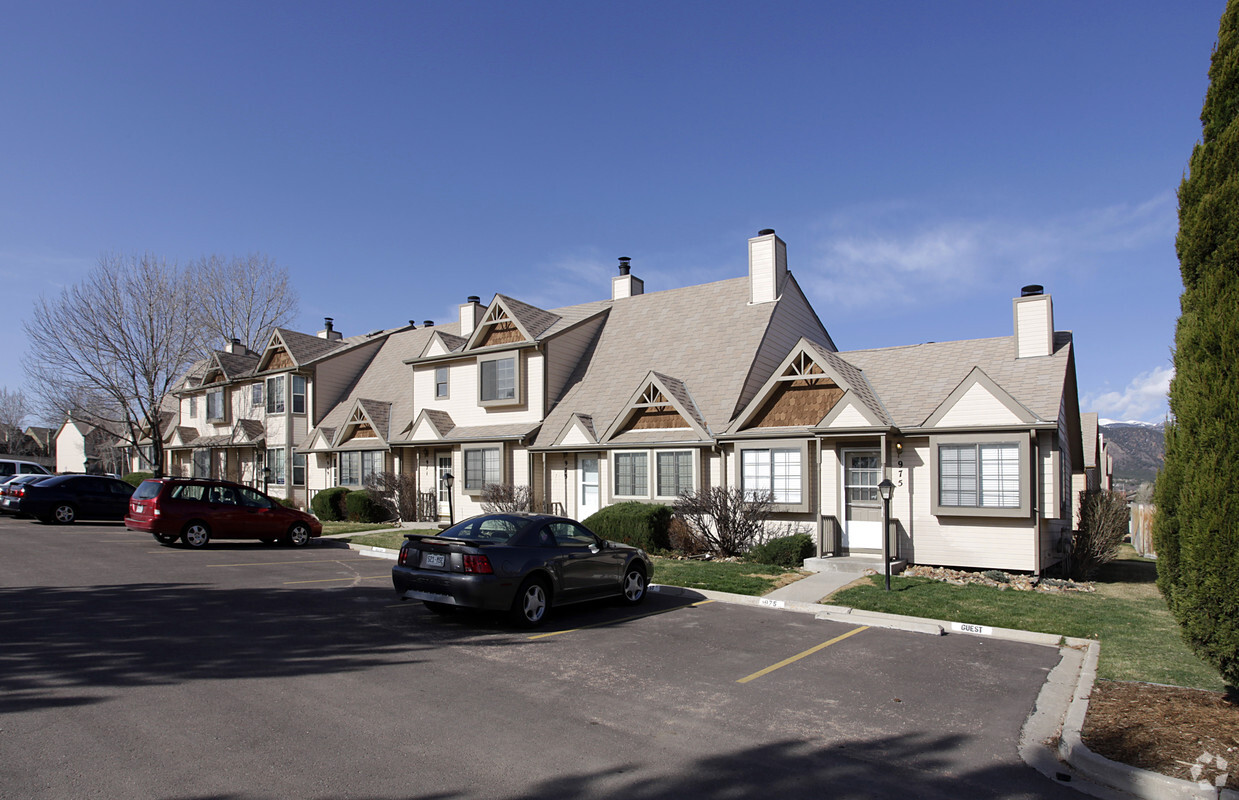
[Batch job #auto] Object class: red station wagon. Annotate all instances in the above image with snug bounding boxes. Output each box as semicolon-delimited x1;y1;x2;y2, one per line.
124;478;322;548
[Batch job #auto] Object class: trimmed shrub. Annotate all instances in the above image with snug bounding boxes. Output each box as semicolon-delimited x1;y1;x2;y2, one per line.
745;533;815;568
311;486;350;521
123;472;154;487
345;490;389;523
583;502;672;552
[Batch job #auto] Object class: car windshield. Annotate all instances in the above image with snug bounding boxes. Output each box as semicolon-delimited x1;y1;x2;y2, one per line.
442;515;528;543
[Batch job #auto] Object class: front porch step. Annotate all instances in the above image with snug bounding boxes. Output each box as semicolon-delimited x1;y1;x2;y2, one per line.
803;556;908;575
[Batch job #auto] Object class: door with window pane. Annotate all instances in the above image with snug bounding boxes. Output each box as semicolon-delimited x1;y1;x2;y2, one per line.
437;455;452;520
578;456;599;518
842;449;882;551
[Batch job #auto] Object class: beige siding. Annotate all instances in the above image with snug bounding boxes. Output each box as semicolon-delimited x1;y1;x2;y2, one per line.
935;384;1023;427
1015;296;1053;358
898;439;1039;571
413;351;545;427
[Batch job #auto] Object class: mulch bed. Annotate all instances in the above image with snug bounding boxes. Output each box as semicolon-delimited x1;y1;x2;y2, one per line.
1082;680;1239;790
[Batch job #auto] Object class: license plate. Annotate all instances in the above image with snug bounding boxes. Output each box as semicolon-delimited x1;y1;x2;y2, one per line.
423;552;446;568
134;504;144;514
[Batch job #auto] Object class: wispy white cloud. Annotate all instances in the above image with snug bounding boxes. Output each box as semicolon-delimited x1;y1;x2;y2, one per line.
1082;365;1173;424
800;193;1176;308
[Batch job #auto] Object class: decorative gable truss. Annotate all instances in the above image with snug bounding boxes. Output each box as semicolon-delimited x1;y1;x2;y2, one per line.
333;400;391;447
922;367;1040;429
257;331;299;372
735;343;868;431
602;372;710;441
465;295;563;351
468;301;529;349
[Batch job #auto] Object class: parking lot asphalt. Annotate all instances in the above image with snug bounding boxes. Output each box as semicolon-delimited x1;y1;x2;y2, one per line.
0;518;1091;800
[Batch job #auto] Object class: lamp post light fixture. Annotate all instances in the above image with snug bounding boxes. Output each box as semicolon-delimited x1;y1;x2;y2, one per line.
878;478;895;592
262;466;271;495
441;471;455;526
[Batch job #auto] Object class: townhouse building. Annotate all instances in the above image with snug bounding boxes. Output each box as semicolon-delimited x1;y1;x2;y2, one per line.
154;228;1088;574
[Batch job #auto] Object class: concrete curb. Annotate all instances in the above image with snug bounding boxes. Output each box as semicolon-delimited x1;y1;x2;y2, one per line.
343;541;1230;799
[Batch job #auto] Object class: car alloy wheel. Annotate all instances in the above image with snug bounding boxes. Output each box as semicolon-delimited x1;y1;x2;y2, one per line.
53;504;76;524
621;567;647;605
286;523;311;547
183;522;211;548
510;578;549;628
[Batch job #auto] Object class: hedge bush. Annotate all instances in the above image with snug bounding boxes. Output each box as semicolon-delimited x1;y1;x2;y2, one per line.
345;490;389;523
311;486;350;521
123;472;153;487
582;502;672;552
745;533;815;568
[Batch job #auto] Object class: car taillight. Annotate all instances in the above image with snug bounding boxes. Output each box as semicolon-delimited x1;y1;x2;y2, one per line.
398;544;411;566
462;554;493;574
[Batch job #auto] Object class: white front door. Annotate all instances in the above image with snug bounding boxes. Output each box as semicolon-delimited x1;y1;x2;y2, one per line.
842;449;882;551
578;456;600;519
437;454;452;519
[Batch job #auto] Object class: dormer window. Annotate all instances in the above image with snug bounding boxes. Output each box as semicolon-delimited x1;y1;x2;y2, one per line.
267;376;285;413
478;353;520;407
206;389;227;423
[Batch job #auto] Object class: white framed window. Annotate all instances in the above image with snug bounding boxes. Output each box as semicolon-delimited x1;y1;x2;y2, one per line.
435;366;449;399
338;450;383;486
478;353;520;406
738;441;808;511
252;383;263;407
266;448;286;485
292;375;307;414
292;452;306;486
266;376;285;413
655;450;694;498
463;446;501;492
613;451;648;498
188;396;197;418
206;389;227;423
930;434;1030;518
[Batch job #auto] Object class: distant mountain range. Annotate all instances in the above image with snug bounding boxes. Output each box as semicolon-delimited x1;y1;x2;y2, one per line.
1099;420;1166;491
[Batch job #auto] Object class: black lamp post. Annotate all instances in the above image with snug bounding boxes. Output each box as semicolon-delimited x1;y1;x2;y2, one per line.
442;471;455;526
878;478;895;591
262;466;271;494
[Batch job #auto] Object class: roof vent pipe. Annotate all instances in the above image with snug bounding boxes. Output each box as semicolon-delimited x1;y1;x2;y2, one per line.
324;317;334;332
424;320;434;327
467;295;480;304
1021;284;1044;297
612;257;643;299
758;228;776;236
618;257;631;276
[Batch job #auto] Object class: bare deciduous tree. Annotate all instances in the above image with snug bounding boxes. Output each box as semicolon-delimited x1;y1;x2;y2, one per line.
23;253;210;476
673;487;775;557
193;253;298;351
0;388;30;454
480;483;533;513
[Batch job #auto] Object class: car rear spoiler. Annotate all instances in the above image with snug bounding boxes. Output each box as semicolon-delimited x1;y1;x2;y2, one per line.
401;533;485;547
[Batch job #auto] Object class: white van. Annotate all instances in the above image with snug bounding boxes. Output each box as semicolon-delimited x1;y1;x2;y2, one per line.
0;460;53;478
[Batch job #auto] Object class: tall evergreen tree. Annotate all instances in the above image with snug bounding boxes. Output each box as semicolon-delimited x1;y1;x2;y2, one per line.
1154;0;1239;686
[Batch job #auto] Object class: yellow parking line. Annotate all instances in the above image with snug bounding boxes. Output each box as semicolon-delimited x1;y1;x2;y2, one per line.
283;575;391;585
528;598;716;640
736;626;869;684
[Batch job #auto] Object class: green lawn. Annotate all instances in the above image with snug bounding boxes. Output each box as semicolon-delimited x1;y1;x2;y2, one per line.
337;527;438;549
829;548;1225;692
650;556;800;596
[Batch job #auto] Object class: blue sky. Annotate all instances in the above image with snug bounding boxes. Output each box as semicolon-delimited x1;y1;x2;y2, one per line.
1;1;1225;425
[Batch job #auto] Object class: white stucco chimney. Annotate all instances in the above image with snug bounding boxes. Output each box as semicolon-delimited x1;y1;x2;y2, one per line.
748;229;787;304
1013;285;1054;358
459;296;484;337
612;257;644;300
